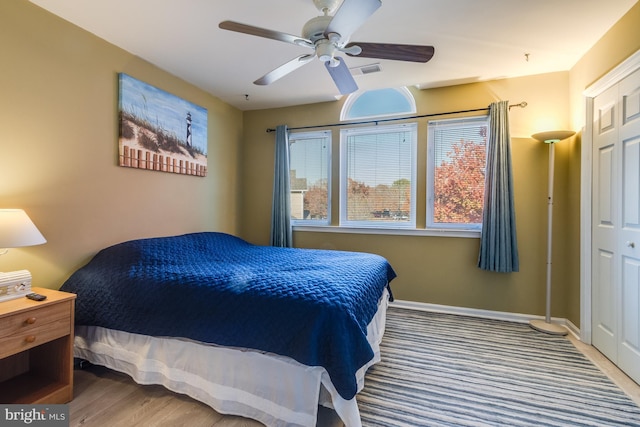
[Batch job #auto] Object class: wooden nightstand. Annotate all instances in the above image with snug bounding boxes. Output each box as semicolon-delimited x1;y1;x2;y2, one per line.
0;287;76;404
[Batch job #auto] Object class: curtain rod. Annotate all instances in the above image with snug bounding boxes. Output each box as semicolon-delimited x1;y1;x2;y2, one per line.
265;101;527;133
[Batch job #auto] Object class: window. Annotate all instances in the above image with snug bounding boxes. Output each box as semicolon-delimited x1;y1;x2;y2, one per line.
341;87;416;121
289;131;330;225
427;116;489;230
340;123;417;228
290;87;487;236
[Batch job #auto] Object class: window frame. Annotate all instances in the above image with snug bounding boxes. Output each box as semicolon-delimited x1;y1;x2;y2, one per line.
340;87;417;121
339;122;417;229
288;130;332;226
426;115;489;231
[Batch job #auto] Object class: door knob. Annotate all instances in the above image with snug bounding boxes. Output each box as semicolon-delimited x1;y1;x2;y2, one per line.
627;241;635;248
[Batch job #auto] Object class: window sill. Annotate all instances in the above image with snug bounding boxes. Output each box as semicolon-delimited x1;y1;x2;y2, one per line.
292;225;480;238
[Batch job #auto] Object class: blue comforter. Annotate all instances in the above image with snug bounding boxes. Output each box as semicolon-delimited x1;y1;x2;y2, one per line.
60;232;396;400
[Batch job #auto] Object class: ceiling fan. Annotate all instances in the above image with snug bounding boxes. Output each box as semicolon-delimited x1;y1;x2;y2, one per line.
219;0;435;94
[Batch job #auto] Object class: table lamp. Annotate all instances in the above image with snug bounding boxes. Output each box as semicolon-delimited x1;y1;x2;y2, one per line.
0;209;46;302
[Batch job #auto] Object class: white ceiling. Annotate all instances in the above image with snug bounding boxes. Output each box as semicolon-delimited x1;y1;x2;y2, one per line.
30;0;637;111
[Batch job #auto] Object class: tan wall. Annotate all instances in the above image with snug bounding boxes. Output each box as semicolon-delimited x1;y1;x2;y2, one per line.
242;4;640;326
0;1;243;289
5;0;638;326
241;73;574;317
565;1;640;326
570;1;640;131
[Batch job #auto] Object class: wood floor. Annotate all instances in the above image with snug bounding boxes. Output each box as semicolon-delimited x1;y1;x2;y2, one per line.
568;334;640;406
68;339;640;427
69;363;343;427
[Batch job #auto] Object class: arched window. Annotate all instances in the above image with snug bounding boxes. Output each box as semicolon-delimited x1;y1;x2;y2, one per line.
338;87;418;229
340;87;416;121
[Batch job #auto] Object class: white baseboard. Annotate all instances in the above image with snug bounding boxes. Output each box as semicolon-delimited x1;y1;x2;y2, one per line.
390;299;581;339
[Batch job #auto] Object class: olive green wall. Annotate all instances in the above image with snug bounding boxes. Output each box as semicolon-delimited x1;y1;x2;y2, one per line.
570;1;640;129
4;0;639;328
565;1;640;326
0;1;243;289
241;2;640;327
241;73;574;318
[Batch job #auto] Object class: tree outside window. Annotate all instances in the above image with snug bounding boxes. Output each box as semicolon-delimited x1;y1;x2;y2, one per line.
341;124;417;228
289;131;330;225
428;117;488;229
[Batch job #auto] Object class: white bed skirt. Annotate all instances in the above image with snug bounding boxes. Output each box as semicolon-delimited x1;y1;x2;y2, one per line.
73;288;390;427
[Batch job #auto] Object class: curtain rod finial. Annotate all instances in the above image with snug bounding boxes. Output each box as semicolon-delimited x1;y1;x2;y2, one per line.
508;101;527;110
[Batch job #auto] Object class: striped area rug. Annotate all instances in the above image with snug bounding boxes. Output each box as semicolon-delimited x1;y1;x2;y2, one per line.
357;307;640;426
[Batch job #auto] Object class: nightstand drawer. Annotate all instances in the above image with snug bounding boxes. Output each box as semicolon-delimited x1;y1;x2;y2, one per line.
0;301;71;359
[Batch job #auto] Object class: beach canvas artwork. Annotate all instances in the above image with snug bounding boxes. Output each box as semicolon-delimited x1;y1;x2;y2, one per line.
118;73;208;176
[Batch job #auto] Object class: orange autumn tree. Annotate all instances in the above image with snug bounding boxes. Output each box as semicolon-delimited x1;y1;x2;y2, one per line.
345;178;411;221
433;138;486;224
303;180;328;220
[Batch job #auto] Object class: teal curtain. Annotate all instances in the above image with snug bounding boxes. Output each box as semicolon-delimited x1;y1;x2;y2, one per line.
478;101;519;272
270;125;292;247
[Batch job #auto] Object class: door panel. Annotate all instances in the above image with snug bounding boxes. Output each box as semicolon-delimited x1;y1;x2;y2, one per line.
592;84;619;361
620;256;640;381
622;82;640;126
622;138;640;226
597;145;615;225
617;69;640;382
594;249;616;358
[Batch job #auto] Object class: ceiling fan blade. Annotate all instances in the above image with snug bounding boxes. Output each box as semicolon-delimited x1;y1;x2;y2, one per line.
219;20;312;46
325;0;381;41
346;42;435;63
254;54;315;85
325;57;358;94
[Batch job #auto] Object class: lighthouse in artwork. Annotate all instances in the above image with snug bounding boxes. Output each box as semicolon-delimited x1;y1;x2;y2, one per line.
186;112;192;147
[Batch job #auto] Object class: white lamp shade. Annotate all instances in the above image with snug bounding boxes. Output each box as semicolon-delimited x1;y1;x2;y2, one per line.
0;209;47;248
532;130;575;144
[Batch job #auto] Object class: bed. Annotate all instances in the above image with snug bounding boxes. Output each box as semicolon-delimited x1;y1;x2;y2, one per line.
60;232;396;427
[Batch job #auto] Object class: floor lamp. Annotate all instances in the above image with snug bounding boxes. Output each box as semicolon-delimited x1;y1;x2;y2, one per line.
529;130;575;336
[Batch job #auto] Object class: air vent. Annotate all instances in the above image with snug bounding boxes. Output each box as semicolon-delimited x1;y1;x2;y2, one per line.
350;63;382;76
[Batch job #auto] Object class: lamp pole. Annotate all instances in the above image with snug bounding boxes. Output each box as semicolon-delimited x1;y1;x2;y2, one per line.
545;141;555;325
529;130;575;335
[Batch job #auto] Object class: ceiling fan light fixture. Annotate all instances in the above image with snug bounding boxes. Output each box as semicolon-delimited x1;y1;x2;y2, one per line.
316;39;337;63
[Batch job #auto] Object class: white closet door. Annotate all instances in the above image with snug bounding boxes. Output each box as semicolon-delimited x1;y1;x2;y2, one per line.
618;68;640;382
592;67;640;384
592;82;619;362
